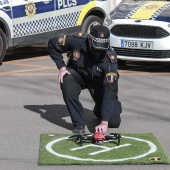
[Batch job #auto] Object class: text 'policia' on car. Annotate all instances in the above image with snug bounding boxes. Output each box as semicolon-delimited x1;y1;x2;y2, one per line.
104;0;170;62
0;0;113;64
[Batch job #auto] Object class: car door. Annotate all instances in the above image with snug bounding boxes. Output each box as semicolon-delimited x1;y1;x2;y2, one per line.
53;0;87;31
11;0;55;46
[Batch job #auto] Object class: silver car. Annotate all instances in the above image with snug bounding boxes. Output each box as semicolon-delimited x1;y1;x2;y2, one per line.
104;0;170;62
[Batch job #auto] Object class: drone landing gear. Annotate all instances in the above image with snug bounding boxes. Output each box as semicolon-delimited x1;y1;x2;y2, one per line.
69;132;121;146
105;133;121;146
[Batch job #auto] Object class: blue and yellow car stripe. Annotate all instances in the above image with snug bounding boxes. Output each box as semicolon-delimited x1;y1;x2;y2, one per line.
129;1;170;20
113;1;170;22
8;0;91;19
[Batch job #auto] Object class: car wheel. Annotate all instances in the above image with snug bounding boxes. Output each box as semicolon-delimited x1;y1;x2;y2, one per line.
0;28;7;64
80;15;103;33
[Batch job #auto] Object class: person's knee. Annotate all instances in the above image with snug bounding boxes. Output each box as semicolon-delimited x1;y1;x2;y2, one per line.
108;115;121;128
61;74;81;97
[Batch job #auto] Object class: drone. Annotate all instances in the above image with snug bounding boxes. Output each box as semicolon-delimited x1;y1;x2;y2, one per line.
69;131;121;146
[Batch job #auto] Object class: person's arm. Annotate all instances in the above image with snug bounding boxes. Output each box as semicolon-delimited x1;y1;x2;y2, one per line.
48;36;67;69
48;35;72;83
95;69;118;134
95;51;119;134
102;65;119;122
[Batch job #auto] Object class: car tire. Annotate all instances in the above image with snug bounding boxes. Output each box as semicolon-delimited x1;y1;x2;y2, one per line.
0;28;7;64
80;15;103;33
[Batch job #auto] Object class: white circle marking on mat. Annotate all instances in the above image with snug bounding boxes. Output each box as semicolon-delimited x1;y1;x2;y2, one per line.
45;135;157;162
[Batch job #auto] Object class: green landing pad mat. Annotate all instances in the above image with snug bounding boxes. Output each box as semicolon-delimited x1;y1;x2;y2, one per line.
38;133;170;165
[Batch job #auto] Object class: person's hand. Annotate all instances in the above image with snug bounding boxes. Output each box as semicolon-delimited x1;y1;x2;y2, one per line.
58;67;70;83
95;121;108;135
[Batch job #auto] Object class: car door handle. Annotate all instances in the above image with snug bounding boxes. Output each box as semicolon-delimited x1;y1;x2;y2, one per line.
2;6;11;11
42;0;52;4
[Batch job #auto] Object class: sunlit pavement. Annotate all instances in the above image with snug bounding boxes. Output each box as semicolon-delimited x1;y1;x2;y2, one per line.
0;46;170;170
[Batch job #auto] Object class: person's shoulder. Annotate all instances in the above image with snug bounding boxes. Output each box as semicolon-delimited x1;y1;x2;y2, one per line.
67;32;88;46
66;32;88;42
106;47;117;63
63;32;87;47
74;32;88;39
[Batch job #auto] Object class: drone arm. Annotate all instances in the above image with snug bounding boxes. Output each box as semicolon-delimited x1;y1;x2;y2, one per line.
105;133;121;146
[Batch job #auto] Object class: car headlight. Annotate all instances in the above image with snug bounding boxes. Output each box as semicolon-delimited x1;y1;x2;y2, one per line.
104;13;112;26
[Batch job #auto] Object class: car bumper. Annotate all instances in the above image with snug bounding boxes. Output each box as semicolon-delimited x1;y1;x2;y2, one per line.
108;19;170;62
115;54;170;62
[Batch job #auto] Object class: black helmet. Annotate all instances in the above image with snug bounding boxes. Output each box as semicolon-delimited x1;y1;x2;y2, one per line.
89;25;110;50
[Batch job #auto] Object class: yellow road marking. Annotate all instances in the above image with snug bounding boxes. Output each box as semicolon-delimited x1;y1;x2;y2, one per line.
4;62;54;68
1;73;58;76
4;56;50;63
1;56;170;76
1;69;170;76
0;67;56;76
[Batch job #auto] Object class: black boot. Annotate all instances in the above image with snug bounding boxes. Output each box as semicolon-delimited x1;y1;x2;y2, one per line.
73;125;85;134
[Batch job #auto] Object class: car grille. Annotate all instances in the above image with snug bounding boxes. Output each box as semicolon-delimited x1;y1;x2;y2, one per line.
111;25;169;38
113;47;170;58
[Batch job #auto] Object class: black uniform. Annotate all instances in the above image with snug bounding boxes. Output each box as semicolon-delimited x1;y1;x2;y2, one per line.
48;32;122;128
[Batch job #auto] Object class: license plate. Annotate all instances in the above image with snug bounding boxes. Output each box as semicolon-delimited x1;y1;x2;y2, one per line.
121;40;153;50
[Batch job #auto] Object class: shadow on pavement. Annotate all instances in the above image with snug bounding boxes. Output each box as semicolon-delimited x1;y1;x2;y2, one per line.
24;104;100;133
3;45;49;62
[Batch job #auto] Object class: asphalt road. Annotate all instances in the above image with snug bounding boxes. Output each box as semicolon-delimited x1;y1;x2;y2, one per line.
0;46;170;170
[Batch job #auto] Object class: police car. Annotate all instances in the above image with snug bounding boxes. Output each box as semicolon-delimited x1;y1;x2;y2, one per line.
104;0;170;62
0;0;112;63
